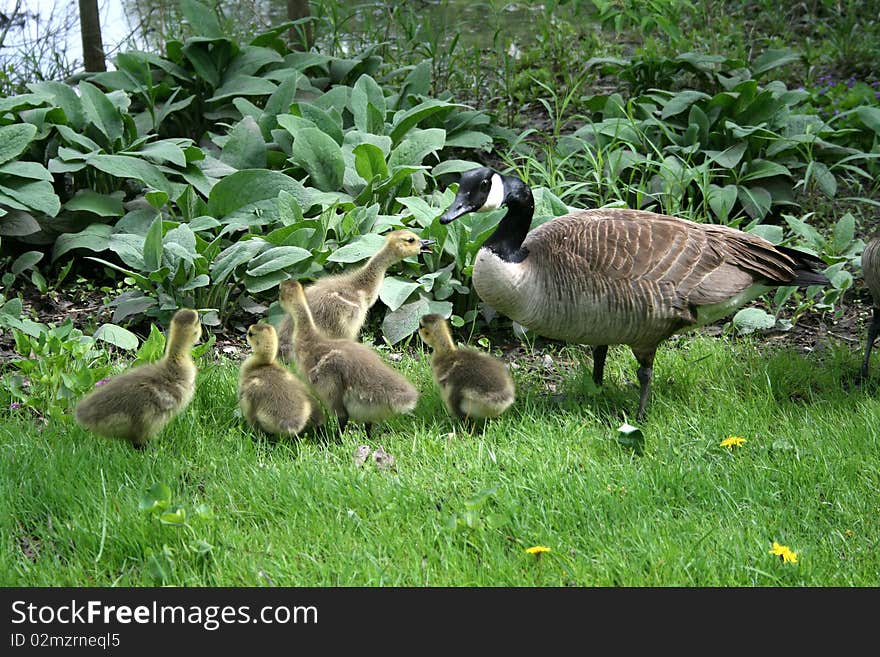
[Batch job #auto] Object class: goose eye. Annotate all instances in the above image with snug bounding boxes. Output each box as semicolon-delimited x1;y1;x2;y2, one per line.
481;178;490;188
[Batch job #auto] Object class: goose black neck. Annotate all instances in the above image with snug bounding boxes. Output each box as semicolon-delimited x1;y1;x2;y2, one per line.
483;175;533;263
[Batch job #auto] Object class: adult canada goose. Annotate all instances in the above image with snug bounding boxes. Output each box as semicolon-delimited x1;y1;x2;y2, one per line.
74;309;202;448
440;167;830;420
279;279;418;436
238;323;324;437
277;229;434;360
859;233;880;382
418;313;515;424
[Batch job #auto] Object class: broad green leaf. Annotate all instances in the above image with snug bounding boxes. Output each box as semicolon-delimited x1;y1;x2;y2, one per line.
11;251;43;275
379;276;420;312
224;45;283;79
353;143;388;181
259;74;303;138
747;224;783;244
207;169;310;218
0;210;40;236
855;106;880;134
220;115;266;170
732;307;776;335
0;124;37;165
397;60;432;106
160;506;187;525
0;180;60;216
783;215;824;248
245;245;312;276
137;141;187;167
244;270;293;293
444;130;492;149
751;47;801;76
351;74;387;134
0;160;53;181
327;233;386;263
211;239;269;282
79;81;123;145
381;296;452;345
145;190;169;209
289;127;345;192
63;190;124;217
143;215;163;271
179;274;210;291
389;99;455;145
87;154;174;196
807;161;836;197
737;185;772;220
294;102;344;145
706;142;747;168
53;223;113;261
208;75;277;103
94;323;140;350
181;0;222;38
832;213;855;253
108;233;147;270
431;159;482;177
739;159;791;182
388;128;446;169
660;90;710;119
139;482;172;512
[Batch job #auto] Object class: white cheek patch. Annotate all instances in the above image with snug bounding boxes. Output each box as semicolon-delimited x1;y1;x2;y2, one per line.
479;173;504;211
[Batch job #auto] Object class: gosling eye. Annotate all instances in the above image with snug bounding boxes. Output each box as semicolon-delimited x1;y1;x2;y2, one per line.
407;237;415;243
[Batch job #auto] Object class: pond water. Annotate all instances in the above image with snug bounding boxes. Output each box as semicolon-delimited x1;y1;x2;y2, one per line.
3;0;566;78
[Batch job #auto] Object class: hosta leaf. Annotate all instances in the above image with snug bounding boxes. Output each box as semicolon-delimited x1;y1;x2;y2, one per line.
0;124;38;165
87;154;174;196
444;130;492;149
351;73;387;134
0;160;53;181
137;140;187;167
208;75;277;103
245;245;312;276
388;128;446;169
381;296;452;345
78;80;123;144
389;99;455;145
289;126;345;192
706;142;747;168
0;180;60;216
737;185;772;220
660;90;710;119
94;323;140;350
207;169;310;218
353;142;388;181
143;215;163;271
379;276;420;312
244;269;293;293
751;47;801;76
211;239;269;282
708;183;737;222
739;159;791;182
181;0;223;38
807;161;836;197
220;115;266;170
855;106;880;134
11;251;43;275
327;233;386;263
52;223;113;261
747;224;783;244
63;190;124;217
0;210;40;236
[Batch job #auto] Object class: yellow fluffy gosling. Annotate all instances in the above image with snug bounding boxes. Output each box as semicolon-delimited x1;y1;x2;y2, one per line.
74;309;202;449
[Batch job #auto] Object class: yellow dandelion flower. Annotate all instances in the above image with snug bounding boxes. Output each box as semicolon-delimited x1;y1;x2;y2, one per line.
525;545;551;555
720;436;747;449
769;542;798;564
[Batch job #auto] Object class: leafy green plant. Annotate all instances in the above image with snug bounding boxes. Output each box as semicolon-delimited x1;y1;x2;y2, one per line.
139;482;216;584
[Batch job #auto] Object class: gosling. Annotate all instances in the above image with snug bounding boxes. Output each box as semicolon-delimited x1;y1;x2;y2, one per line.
279;278;418;437
74;308;202;449
418;313;515;425
238;322;324;437
277;229;434;360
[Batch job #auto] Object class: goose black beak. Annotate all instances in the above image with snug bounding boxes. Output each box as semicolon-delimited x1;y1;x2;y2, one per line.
419;239;435;253
439;198;477;224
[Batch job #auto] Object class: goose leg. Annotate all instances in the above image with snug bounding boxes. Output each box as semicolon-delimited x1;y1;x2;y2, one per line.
631;348;656;422
859;307;880;382
592;345;608;386
364;422;373;439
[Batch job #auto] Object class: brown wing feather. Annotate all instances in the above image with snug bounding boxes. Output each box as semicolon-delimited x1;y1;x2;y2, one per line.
524;209;800;308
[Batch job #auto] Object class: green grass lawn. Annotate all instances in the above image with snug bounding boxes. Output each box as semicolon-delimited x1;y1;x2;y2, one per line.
1;333;878;586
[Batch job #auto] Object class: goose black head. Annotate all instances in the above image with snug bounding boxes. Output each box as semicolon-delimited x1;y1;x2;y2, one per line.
440;167;506;224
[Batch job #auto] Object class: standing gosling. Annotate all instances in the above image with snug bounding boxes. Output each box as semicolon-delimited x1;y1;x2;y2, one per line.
860;232;880;382
418;313;515;424
279;279;418;437
277;229;434;360
238;323;324;437
74;309;201;449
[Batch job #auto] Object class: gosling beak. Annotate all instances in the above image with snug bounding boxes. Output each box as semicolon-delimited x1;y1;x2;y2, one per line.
439;196;478;224
419;238;435;253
